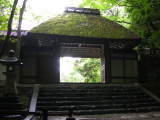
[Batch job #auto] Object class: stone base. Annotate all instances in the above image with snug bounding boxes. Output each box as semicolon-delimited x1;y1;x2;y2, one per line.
66;117;76;120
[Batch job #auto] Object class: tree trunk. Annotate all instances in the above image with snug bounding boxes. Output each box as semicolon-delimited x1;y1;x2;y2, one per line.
16;0;27;83
16;0;27;58
0;0;19;58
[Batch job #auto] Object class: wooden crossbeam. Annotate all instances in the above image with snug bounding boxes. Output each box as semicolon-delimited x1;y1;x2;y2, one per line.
29;84;39;113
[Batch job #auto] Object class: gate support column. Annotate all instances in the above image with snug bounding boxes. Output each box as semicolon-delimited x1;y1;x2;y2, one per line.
54;38;60;84
104;42;111;84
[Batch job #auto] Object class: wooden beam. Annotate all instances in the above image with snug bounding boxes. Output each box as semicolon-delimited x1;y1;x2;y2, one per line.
54;37;60;84
24;114;34;120
60;53;100;58
104;43;111;83
134;83;160;103
29;84;39;113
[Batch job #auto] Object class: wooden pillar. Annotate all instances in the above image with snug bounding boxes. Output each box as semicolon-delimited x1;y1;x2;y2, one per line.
104;42;111;84
100;53;105;83
53;37;60;84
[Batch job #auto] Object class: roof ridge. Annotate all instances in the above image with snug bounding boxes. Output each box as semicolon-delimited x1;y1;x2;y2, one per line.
65;7;100;15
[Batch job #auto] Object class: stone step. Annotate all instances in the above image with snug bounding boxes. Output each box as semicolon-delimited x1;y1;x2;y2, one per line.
35;85;160;115
38;92;144;97
40;85;136;88
37;95;150;101
73;106;160;114
0;109;28;118
35;106;160;116
0;95;29;118
36;102;160;111
0;103;25;110
76;86;138;90
0;96;21;103
37;99;156;106
39;88;140;92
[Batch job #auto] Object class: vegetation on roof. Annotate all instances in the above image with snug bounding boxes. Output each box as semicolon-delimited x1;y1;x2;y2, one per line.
29;13;140;39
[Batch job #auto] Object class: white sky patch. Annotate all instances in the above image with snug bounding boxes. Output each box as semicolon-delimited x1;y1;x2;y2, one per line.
60;57;77;73
21;0;82;30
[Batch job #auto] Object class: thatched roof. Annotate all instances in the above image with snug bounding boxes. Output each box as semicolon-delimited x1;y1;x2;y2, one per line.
25;8;141;57
29;11;139;39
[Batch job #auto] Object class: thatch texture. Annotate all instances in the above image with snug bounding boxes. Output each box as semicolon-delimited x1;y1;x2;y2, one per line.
29;13;140;39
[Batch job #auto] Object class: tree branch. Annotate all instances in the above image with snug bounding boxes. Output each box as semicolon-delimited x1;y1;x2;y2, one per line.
118;5;132;7
148;21;158;31
115;21;132;25
108;9;114;16
17;0;27;38
16;0;27;54
16;0;27;58
0;0;19;58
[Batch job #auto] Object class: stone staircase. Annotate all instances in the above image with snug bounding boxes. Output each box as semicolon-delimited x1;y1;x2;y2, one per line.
35;84;160;115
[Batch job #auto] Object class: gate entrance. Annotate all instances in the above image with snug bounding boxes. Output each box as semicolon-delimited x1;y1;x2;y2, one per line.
21;33;140;84
60;57;100;83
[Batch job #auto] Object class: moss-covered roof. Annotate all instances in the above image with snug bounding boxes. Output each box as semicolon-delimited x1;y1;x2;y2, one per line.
29;13;140;39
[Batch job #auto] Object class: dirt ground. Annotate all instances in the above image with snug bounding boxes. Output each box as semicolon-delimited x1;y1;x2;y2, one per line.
33;112;160;120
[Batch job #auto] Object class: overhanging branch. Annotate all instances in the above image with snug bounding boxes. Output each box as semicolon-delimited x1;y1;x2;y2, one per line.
115;21;132;25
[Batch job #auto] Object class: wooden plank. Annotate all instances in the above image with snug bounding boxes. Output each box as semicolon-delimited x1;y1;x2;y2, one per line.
24;114;34;120
54;37;60;84
29;84;39;113
104;43;111;83
134;83;160;103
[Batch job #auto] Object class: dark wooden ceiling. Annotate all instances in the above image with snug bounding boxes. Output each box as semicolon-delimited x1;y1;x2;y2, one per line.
60;43;102;57
22;34;140;58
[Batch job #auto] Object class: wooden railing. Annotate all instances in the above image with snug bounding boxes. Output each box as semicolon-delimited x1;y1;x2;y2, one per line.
29;84;39;113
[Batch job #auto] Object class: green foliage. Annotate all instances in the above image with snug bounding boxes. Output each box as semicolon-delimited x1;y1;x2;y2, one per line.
125;0;160;47
79;0;160;48
61;71;85;83
60;57;85;83
0;0;14;31
74;58;100;83
0;0;23;31
79;0;118;10
79;0;130;27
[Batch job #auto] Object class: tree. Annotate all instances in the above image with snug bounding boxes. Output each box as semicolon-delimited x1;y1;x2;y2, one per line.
0;0;27;58
61;71;85;83
16;0;27;58
60;57;85;83
79;0;130;27
79;0;160;48
74;58;100;83
125;0;160;47
0;0;19;58
0;0;14;31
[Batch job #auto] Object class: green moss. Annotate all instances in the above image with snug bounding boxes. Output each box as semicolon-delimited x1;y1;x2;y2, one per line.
29;13;139;39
